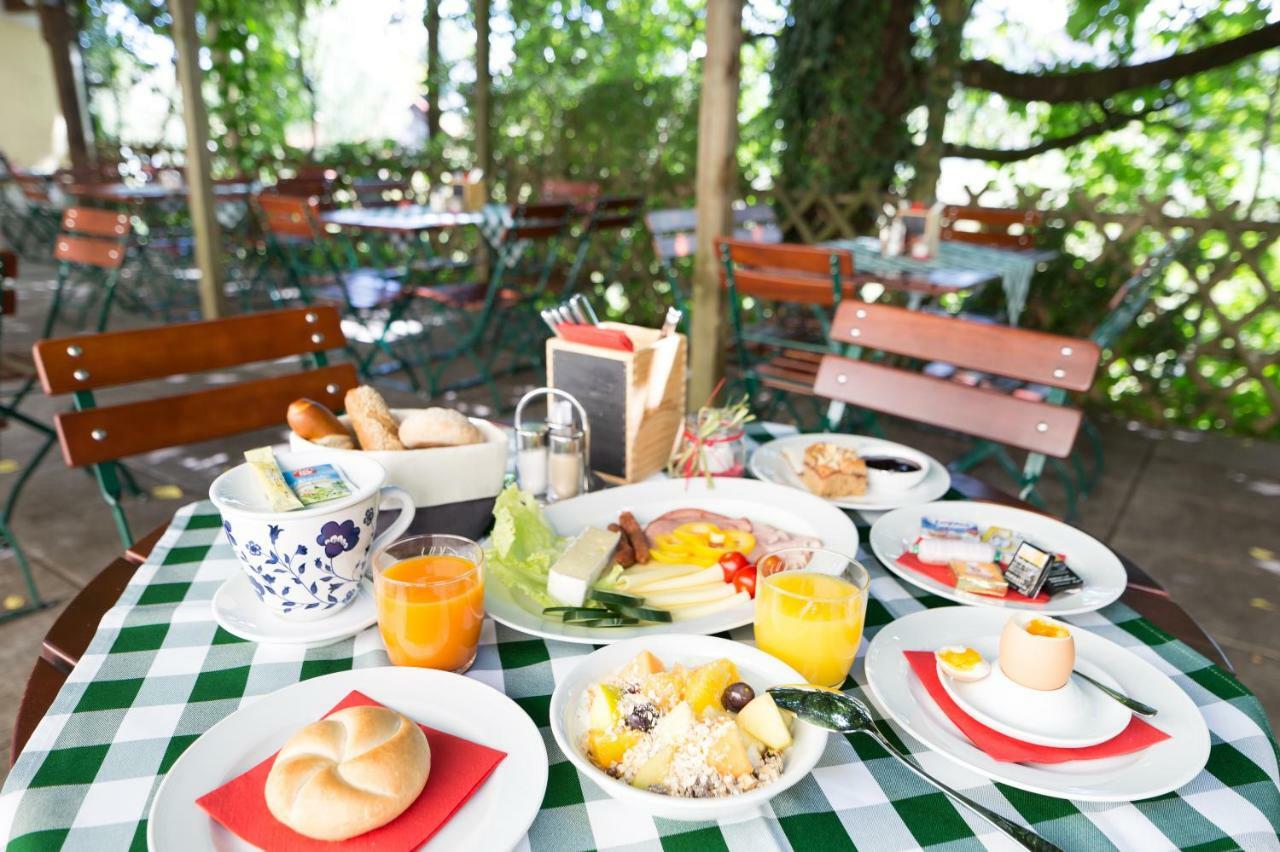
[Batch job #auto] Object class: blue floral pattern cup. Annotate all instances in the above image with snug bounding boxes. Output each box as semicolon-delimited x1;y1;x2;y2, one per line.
210;451;414;622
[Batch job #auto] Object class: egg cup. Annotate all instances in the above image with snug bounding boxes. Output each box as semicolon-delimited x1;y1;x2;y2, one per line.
997;613;1075;691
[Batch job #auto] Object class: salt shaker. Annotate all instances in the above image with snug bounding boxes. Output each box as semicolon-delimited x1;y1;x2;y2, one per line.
547;429;585;501
515;424;549;497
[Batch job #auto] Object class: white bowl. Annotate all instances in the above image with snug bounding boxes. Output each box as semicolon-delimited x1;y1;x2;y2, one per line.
863;445;931;494
549;634;828;822
288;410;507;509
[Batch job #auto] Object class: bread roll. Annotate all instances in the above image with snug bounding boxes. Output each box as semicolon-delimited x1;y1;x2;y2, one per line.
398;408;485;449
265;705;431;841
344;386;404;451
287;398;355;449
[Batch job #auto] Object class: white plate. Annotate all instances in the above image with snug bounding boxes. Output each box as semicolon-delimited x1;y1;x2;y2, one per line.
864;606;1209;801
748;434;951;511
938;639;1131;748
148;667;547;851
549;634;827;821
484;478;859;645
869;501;1126;615
212;573;377;649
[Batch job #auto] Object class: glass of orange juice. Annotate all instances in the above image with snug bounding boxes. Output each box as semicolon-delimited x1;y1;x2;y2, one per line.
373;534;485;673
753;547;869;688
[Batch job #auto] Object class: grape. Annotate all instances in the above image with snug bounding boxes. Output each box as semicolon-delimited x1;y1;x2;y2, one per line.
721;681;755;713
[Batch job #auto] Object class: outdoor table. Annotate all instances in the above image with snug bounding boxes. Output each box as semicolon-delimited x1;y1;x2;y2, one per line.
824;235;1058;324
320;206;484;233
4;425;1278;850
63;182;260;204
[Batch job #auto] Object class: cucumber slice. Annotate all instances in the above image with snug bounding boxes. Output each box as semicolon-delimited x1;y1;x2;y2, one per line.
611;603;673;623
562;610;616;623
587;588;645;606
578;616;640;627
547;607;610;621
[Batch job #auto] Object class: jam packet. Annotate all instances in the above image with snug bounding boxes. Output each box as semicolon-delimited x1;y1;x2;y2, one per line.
282;463;353;507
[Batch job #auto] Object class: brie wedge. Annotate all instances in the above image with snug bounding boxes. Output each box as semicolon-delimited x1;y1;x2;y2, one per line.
547;527;621;607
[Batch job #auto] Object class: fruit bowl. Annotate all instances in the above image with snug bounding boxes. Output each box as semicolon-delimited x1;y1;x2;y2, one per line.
549;634;828;821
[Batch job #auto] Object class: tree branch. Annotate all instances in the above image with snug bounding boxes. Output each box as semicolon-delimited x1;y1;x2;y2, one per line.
960;21;1280;104
943;101;1173;162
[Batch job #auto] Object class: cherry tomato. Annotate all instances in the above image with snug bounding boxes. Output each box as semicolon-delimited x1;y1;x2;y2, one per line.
732;565;758;598
719;551;749;582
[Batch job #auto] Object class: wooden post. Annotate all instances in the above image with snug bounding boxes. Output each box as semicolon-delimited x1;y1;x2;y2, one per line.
425;0;441;140
688;0;744;405
474;0;491;179
169;0;229;319
37;1;94;170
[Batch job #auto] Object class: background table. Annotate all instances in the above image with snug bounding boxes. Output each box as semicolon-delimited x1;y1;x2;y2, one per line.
825;236;1057;323
5;475;1278;848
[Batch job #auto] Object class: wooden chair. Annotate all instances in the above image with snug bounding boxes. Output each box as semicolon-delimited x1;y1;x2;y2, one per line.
940;205;1042;250
32;306;358;548
273;172;337;210
563;195;644;298
352;177;414;209
9;174;62;254
645;204;782;319
814;299;1100;509
717;237;855;426
540;178;600;211
44;207;134;336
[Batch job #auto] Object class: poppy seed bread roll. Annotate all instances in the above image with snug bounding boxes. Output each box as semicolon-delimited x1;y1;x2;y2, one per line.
264;705;431;840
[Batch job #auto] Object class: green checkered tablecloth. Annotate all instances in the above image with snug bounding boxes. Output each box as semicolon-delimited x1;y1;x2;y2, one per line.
824;237;1058;324
4;499;1280;850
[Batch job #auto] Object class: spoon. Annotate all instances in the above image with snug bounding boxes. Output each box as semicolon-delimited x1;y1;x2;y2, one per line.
769;685;1062;852
1073;670;1157;717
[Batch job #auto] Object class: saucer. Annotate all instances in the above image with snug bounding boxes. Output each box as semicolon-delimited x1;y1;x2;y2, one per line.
938;638;1131;748
212;572;378;648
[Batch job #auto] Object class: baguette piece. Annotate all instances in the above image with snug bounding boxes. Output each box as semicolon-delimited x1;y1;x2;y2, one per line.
344;386;404;451
265;705;430;840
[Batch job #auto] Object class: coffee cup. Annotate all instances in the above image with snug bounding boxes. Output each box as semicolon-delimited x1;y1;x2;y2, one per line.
210;451;413;622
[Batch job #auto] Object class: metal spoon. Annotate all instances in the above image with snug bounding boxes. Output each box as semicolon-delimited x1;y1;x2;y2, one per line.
769;685;1062;852
1073;670;1157;717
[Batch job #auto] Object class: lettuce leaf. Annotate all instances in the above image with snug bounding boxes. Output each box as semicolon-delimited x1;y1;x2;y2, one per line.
486;485;563;610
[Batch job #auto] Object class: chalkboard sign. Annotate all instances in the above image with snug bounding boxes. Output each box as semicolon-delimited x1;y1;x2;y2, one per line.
550;349;628;478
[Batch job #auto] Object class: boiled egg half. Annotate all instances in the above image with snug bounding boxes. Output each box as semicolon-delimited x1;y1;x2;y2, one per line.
934;646;991;682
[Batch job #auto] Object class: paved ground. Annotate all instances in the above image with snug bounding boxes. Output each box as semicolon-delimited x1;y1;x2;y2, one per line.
1;259;1277;769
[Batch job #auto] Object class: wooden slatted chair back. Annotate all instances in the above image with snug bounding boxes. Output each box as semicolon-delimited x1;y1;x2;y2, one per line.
61;207;130;239
256;193;322;240
13;174;52;204
273;174;336;209
646;204;782;263
585;195;644;232
353;178;412;208
33;306;356;469
506;200;574;241
814;300;1100;457
716;237;854;306
940;205;1042;249
53;236;127;269
540;178;600;209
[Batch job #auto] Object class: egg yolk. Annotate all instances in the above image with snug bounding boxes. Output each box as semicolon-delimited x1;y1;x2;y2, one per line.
937;647;984;670
1025;618;1070;638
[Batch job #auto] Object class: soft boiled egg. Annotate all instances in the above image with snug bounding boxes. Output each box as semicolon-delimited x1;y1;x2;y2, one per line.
998;614;1075;691
934;646;991;682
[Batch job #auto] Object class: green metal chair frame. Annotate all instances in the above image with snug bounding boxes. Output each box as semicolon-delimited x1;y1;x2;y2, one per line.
32;307;358;549
562;195;645;299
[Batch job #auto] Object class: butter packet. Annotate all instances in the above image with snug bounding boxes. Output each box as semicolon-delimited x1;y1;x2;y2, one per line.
244;447;304;512
949;560;1008;597
282;463;353;507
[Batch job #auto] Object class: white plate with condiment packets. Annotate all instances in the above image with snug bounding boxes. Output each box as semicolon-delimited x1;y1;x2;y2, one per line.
869;501;1126;615
748;433;952;511
865;606;1209;802
484;478;859;644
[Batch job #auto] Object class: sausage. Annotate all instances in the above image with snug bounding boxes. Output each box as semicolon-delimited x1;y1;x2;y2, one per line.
618;512;649;564
608;523;635;567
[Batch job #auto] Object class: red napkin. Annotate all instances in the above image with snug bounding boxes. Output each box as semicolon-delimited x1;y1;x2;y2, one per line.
896;553;1051;605
196;690;507;850
904;651;1169;763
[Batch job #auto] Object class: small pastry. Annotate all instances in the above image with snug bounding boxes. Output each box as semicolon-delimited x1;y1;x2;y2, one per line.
397;408;484;449
344;386;404;451
287;398;355;450
800;442;867;497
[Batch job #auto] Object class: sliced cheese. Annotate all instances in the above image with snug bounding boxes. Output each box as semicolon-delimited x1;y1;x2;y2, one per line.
547;527;620;606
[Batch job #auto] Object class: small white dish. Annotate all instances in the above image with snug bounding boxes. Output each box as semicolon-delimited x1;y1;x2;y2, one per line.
148;667;547;851
212;572;377;648
483;478;858;645
862;445;932;493
937;638;1131;748
549;634;827;822
865;606;1209;802
289;411;508;509
748;434;950;511
869;501;1126;615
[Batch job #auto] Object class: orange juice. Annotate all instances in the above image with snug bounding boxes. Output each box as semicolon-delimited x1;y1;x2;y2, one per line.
375;554;484;671
754;571;866;687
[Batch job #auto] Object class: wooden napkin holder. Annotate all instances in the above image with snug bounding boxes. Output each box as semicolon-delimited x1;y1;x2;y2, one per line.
546;322;686;484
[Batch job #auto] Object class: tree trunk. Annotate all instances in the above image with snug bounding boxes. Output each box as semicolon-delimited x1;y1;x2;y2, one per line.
774;0;920;196
425;0;441;141
913;0;971;199
688;0;744;406
37;1;93;171
170;0;229;319
475;0;492;178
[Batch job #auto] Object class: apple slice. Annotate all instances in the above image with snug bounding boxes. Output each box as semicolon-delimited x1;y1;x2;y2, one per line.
587;683;622;733
631;744;674;790
736;693;793;750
